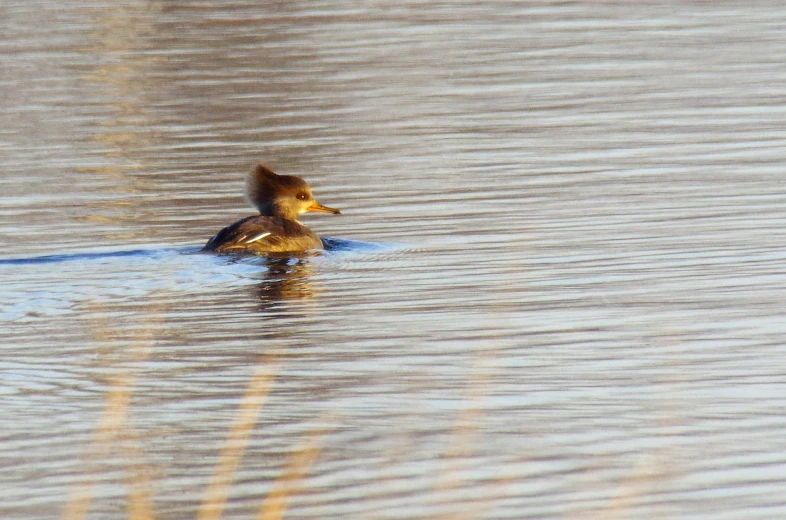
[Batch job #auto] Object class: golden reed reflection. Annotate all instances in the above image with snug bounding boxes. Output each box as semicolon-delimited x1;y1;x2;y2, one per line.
77;3;163;240
124;430;156;520
196;347;335;520
432;347;502;520
62;301;159;520
63;313;331;520
256;415;335;520
197;353;281;520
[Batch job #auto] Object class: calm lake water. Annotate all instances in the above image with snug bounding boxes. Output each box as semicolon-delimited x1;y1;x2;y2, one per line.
3;1;786;518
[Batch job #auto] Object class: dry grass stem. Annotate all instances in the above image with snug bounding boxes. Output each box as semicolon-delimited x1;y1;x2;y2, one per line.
197;354;280;520
256;418;334;520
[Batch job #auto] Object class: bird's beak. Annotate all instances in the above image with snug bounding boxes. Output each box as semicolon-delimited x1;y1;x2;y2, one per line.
306;201;341;214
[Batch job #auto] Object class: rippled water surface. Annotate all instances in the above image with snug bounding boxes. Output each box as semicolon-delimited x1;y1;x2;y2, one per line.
4;1;786;518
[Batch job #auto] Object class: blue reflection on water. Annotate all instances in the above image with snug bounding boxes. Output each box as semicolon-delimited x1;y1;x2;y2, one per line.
0;247;200;265
0;238;391;266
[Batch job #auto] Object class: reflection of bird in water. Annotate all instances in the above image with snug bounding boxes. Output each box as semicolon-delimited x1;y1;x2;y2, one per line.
253;256;317;309
203;164;341;254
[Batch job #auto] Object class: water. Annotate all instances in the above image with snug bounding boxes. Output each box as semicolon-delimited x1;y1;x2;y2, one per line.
3;1;786;518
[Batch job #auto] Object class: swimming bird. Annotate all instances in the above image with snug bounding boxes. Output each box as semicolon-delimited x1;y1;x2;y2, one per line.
202;164;340;254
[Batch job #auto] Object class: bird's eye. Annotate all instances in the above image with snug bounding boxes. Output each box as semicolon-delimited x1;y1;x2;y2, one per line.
296;193;308;201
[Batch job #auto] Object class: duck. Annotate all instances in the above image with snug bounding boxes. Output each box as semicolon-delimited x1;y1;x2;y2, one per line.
202;164;340;254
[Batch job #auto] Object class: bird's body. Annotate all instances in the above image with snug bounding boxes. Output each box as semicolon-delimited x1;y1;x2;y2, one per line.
203;215;323;253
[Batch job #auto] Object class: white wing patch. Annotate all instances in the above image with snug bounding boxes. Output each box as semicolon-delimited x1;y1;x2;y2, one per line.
244;231;272;244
